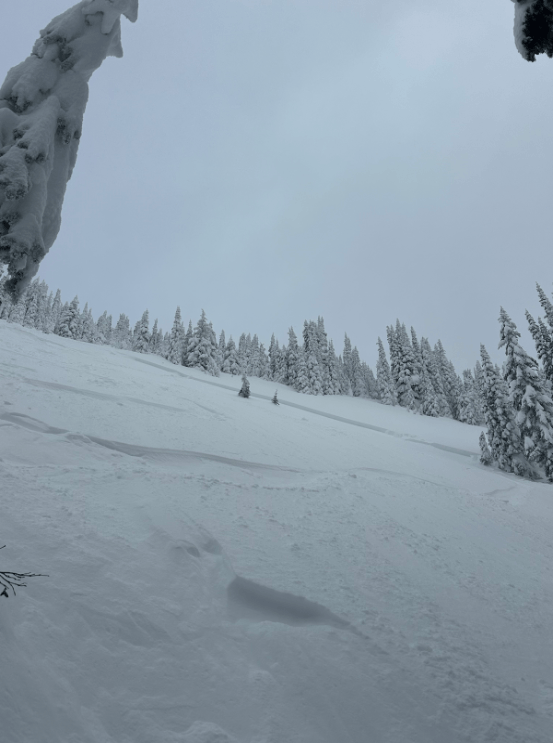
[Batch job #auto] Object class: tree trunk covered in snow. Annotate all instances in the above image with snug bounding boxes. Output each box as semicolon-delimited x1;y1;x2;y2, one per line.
0;0;138;298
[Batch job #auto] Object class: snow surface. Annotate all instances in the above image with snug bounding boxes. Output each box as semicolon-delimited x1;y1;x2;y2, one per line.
0;320;551;743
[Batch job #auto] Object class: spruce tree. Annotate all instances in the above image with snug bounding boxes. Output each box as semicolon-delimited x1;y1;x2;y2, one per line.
295;349;310;394
56;296;80;339
498;307;552;480
285;328;299;388
167;307;184;365
238;374;250;398
479;432;493;465
112;313;130;349
272;390;279;405
376;337;397;406
351;347;365;397
133;310;150;353
222;336;240;375
186;310;219;375
327;340;342;395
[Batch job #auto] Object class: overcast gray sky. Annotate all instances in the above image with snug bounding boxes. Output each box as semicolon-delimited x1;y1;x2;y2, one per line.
1;0;552;371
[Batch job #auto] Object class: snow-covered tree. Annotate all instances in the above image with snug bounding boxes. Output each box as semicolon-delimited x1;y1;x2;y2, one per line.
480;344;533;477
327;340;342;395
0;0;138;298
512;0;552;62
376;337;396;405
132;309;150;353
56;295;80;338
238;373;250;398
166;306;184;365
80;302;95;342
350;346;364;397
295;349;310;394
186;309;219;375
222;335;240;375
498;307;552;479
479;431;493;465
285;327;299;388
111;312;130;348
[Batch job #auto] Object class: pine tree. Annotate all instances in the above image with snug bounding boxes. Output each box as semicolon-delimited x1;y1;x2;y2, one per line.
222;336;240;375
285;328;299;388
112;313;130;349
167;307;184;364
395;322;417;411
80;304;95;343
132;310;150;353
480;345;533;477
238;374;250;398
48;289;62;334
434;340;458;418
479;432;493;465
217;330;226;371
351;347;365;397
248;335;260;377
8;289;27;325
342;333;353;387
498;307;552;479
186;310;219;375
92;310;109;348
182;320;193;366
258;343;269;380
458;370;481;425
56;296;80;339
268;334;280;381
376;337;397;406
386;324;401;391
237;333;248;374
295;349;310;394
317;317;330;394
149;319;160;354
327;340;342;395
23;280;40;328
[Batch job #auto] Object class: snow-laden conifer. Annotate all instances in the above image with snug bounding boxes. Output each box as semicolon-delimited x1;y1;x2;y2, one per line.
0;0;138;297
285;328;299;388
258;343;269;380
498;307;552;480
480;344;533;478
132;310;150;353
238;374;250;398
351;347;364;397
421;338;451;417
376;337;396;405
272;390;279;405
56;295;80;338
295;349;310;394
327;340;342;395
80;303;95;342
317;317;330;394
111;313;130;348
186;310;219;376
479;431;493;465
342;334;353;387
167;307;184;365
182;320;193;366
222;336;240;375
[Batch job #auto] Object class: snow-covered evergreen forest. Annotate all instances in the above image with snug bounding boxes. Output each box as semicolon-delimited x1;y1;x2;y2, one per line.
1;276;551;482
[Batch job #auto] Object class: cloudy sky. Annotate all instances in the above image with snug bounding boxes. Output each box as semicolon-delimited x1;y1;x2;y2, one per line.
1;0;552;370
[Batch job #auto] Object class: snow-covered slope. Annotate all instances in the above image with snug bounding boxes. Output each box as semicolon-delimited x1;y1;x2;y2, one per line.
0;320;551;743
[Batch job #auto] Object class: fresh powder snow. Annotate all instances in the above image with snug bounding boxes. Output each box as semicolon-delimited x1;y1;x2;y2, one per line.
0;320;552;742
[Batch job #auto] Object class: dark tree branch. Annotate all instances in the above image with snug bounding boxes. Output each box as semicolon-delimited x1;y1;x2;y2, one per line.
0;546;48;597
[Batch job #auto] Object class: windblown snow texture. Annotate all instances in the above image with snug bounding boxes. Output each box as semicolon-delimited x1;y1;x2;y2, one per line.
0;0;138;298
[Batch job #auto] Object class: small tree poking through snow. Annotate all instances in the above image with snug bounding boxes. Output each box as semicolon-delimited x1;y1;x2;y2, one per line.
238;374;250;399
272;390;279;405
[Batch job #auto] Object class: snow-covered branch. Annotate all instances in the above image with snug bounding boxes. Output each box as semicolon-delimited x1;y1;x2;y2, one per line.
0;0;138;298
